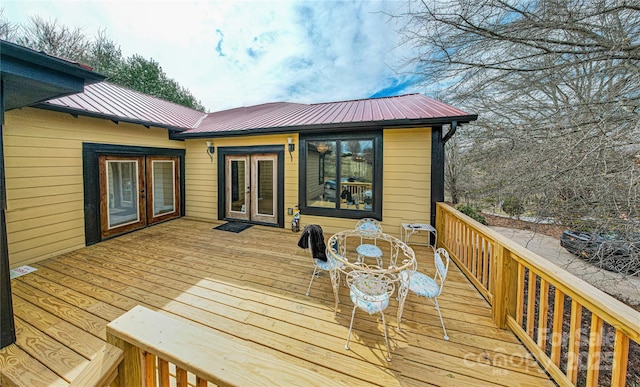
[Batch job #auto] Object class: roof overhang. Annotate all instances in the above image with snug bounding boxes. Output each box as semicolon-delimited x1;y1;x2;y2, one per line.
1;40;105;111
172;114;478;140
35;103;190;135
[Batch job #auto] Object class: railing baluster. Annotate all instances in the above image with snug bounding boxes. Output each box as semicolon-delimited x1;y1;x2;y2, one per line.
585;314;603;387
482;238;489;288
566;300;582;384
473;232;479;277
468;229;473;274
158;358;170;386
611;329;629;387
176;366;188;387
537;278;549;350
196;376;208;387
550;288;564;366
516;263;525;326
143;352;156;386
526;271;537;338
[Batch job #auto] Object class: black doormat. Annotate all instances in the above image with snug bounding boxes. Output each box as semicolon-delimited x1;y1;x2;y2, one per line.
214;222;253;233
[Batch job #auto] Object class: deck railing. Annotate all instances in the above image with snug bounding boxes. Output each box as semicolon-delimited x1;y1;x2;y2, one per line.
106;305;336;387
341;181;371;206
435;202;639;386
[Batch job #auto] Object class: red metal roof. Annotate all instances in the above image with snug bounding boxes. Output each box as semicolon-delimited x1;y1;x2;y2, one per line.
41;82;208;131
38;82;475;135
186;94;475;135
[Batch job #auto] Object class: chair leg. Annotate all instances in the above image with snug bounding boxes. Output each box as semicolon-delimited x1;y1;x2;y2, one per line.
330;269;341;315
396;284;409;332
433;298;449;340
306;266;319;296
379;311;392;361
345;304;358;350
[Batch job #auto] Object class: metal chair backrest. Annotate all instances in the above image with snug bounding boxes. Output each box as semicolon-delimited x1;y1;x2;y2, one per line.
346;270;395;302
434;247;451;291
354;218;382;237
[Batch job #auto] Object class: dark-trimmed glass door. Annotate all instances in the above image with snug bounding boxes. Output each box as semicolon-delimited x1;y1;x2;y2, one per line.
99;155;180;239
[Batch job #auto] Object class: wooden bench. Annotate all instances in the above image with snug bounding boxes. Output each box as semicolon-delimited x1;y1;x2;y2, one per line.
0;342;122;387
107;305;341;386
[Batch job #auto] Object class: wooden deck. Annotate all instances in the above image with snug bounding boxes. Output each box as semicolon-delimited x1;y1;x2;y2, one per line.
1;218;555;386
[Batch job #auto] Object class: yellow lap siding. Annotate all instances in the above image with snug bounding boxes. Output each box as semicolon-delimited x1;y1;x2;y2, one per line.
3;108;185;267
184;134;297;222
382;127;432;236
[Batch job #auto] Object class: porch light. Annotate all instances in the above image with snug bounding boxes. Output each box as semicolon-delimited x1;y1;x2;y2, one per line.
287;137;295;152
206;141;215;162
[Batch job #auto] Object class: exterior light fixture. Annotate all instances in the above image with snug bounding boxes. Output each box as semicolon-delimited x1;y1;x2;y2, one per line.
287;137;295;161
206;141;215;162
316;143;329;154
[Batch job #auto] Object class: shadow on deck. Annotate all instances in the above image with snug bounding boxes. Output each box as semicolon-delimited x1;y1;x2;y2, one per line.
0;218;554;386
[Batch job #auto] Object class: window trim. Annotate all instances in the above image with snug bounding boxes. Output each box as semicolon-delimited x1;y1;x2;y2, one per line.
299;131;383;220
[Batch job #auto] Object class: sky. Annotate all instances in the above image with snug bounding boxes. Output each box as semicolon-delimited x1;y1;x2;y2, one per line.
2;0;425;112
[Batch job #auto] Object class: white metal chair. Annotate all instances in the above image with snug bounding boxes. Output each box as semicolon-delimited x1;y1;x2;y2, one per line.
302;226;343;314
354;218;384;267
397;247;451;340
354;218;383;238
344;270;396;361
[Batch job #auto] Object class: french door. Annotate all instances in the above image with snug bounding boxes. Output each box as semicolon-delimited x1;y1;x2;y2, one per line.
225;154;277;224
99;155;180;238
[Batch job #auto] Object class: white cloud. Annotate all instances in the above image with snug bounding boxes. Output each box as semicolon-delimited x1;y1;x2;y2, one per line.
2;0;421;111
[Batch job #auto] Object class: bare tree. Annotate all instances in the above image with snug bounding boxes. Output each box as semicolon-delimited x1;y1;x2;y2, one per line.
396;0;639;223
394;0;639;275
16;16;91;62
0;8;17;41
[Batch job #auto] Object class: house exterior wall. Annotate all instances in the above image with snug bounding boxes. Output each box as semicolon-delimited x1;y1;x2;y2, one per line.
184;134;298;222
185;128;432;239
4;109;432;268
382;127;432;236
3;108;185;267
300;127;432;237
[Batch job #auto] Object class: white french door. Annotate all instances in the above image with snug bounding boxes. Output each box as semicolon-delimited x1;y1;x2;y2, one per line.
225;153;277;224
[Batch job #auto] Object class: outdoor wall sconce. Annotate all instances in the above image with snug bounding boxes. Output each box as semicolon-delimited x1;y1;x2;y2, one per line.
287;137;295;161
206;141;215;162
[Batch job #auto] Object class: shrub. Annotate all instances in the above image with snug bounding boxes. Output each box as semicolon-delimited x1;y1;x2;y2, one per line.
455;204;487;225
502;196;525;218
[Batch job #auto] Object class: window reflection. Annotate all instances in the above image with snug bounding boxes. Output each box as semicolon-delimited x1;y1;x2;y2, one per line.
306;139;374;211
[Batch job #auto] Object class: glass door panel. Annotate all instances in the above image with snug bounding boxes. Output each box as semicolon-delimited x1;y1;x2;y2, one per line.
147;156;180;224
251;155;277;224
100;155;146;238
108;160;139;227
153;161;174;216
226;155;250;220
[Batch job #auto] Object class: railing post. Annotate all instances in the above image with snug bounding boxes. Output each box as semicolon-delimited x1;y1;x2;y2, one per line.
435;203;445;249
492;244;516;329
107;330;142;387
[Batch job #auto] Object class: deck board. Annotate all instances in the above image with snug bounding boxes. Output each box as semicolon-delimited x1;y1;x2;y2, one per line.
1;218;555;386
